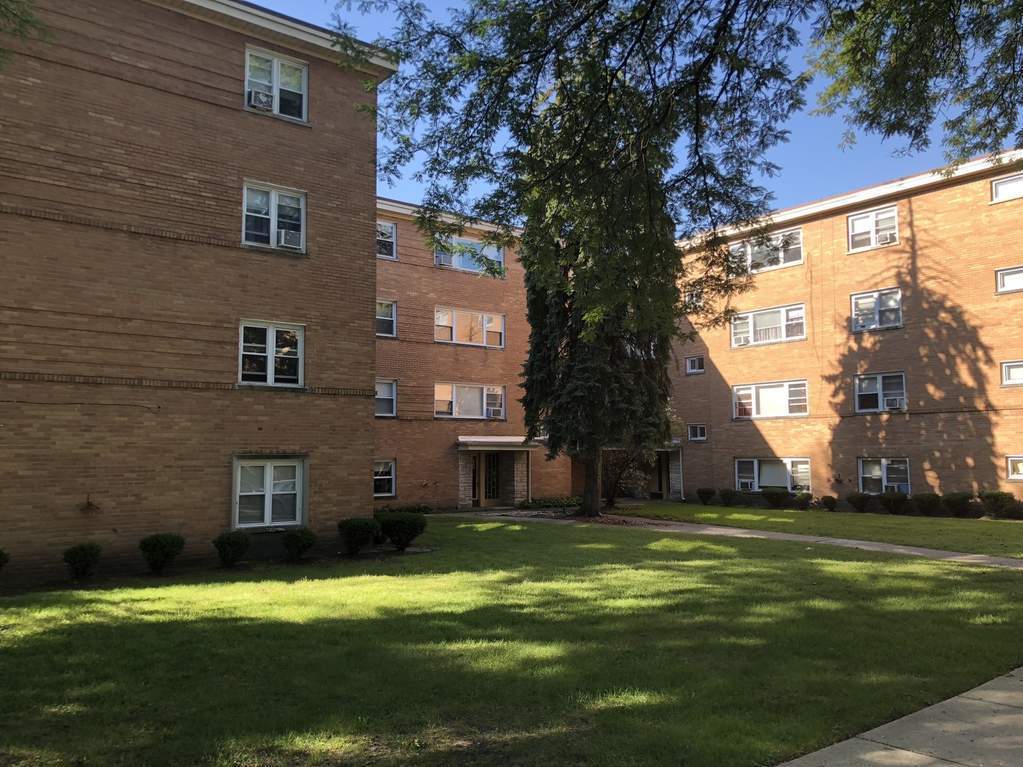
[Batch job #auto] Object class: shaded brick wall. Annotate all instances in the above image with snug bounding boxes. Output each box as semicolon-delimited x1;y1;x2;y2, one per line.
0;0;380;578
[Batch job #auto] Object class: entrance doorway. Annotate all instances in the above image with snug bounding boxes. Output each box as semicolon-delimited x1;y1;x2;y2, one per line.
482;452;502;506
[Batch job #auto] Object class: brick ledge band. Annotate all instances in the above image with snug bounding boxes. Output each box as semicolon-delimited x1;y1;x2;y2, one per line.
0;371;372;398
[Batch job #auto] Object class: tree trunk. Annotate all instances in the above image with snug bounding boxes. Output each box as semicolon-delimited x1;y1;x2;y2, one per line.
580;446;602;517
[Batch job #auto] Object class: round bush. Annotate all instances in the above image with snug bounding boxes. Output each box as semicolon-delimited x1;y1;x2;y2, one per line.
911;492;945;517
718;488;738;506
941;491;978;518
0;548;9;573
282;527;317;562
377;511;427;552
139;533;186;574
212;530;250;568
63;543;102;580
338;517;380;556
817;495;838;512
846;492;871;513
760;488;793;509
696;488;715;505
979;491;1018;519
879;491;910;515
792;492;812;510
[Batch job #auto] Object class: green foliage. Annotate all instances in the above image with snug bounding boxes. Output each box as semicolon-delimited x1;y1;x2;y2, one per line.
912;493;946;517
376;503;434;515
979;491;1018;519
792;492;813;511
0;548;8;572
942;492;979;518
63;543;101;580
696;488;715;505
138;533;185;574
338;518;380;556
515;496;581;510
377;511;427;552
817;495;838;512
760;488;793;509
718;488;738;506
212;531;250;568
879;491;910;516
846;492;871;513
601;448;657;508
0;0;46;69
282;528;317;562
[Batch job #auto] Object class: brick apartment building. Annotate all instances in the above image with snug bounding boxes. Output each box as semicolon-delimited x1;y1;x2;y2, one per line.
0;0;394;576
673;153;1023;501
373;199;573;508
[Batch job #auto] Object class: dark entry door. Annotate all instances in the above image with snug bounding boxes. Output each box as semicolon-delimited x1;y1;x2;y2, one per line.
483;453;501;505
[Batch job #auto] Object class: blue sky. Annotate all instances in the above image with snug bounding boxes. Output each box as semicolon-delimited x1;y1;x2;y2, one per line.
264;0;949;210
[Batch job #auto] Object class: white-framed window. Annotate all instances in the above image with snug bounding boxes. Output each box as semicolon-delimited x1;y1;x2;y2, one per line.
735;458;810;493
375;379;396;417
733;380;808;419
239;321;303;387
434;383;505;419
243;183;305;251
435;237;504;273
731;304;806;347
687;424;707;441
996;266;1023;294
992;172;1023;203
376;300;396;337
376;222;397;259
685;355;705;375
859;457;910;494
1008;456;1023;481
851;288;902;331
855;372;906;412
848;206;898;251
374;459;396;497
1003;361;1023;386
434;308;505;348
245;48;307;121
234;458;303;528
729;228;803;274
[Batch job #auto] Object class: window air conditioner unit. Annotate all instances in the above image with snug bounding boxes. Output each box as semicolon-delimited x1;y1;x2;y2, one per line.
247;89;274;111
436;251;453;266
884;396;906;411
278;229;303;249
486;407;503;419
734;336;750;347
738;480;755;491
877;232;895;245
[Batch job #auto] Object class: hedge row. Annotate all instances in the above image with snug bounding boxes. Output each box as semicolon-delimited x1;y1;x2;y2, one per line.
4;512;429;581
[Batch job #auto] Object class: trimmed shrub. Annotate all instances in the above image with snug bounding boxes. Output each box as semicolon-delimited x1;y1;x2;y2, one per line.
377;511;428;552
338;518;380;556
979;491;1018;519
912;493;945;517
0;548;9;573
696;488;715;505
879;491;910;515
718;488;738;506
282;527;317;562
792;492;813;510
817;495;838;512
515;496;581;510
1002;502;1023;521
376;503;434;515
212;530;250;568
139;533;185;574
846;492;871;513
942;491;978;518
63;543;102;580
760;488;793;509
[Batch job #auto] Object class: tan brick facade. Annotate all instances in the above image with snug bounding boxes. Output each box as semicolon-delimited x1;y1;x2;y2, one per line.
374;203;572;508
672;160;1023;501
0;0;391;577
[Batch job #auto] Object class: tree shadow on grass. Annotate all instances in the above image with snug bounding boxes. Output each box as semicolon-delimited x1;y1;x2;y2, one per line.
2;522;1023;766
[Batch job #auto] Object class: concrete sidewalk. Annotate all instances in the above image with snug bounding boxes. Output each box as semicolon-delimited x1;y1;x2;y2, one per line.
781;667;1023;766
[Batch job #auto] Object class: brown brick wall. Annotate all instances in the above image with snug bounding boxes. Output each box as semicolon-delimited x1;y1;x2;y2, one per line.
374;211;572;507
0;0;380;578
672;169;1023;500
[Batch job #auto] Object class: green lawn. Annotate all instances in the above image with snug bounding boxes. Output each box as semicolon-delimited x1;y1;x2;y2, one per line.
3;519;1023;767
614;501;1023;559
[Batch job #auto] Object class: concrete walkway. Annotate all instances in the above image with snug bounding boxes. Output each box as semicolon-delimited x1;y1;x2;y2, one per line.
446;511;1023;570
781;667;1023;766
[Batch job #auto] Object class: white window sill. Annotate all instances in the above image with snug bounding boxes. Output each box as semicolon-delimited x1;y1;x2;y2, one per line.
375;414;397;419
243;106;311;127
434;415;506;421
854;409;909;415
377;255;398;261
376;333;397;339
989;196;1023;206
685;371;705;376
732;336;807;350
235;522;303;531
434;339;505;350
733;414;808;421
847;241;899;255
242;242;307;256
851;324;903;334
237;382;306;391
435;263;506;277
995;287;1023;296
688;439;707;443
374;493;396;499
748;261;804;276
